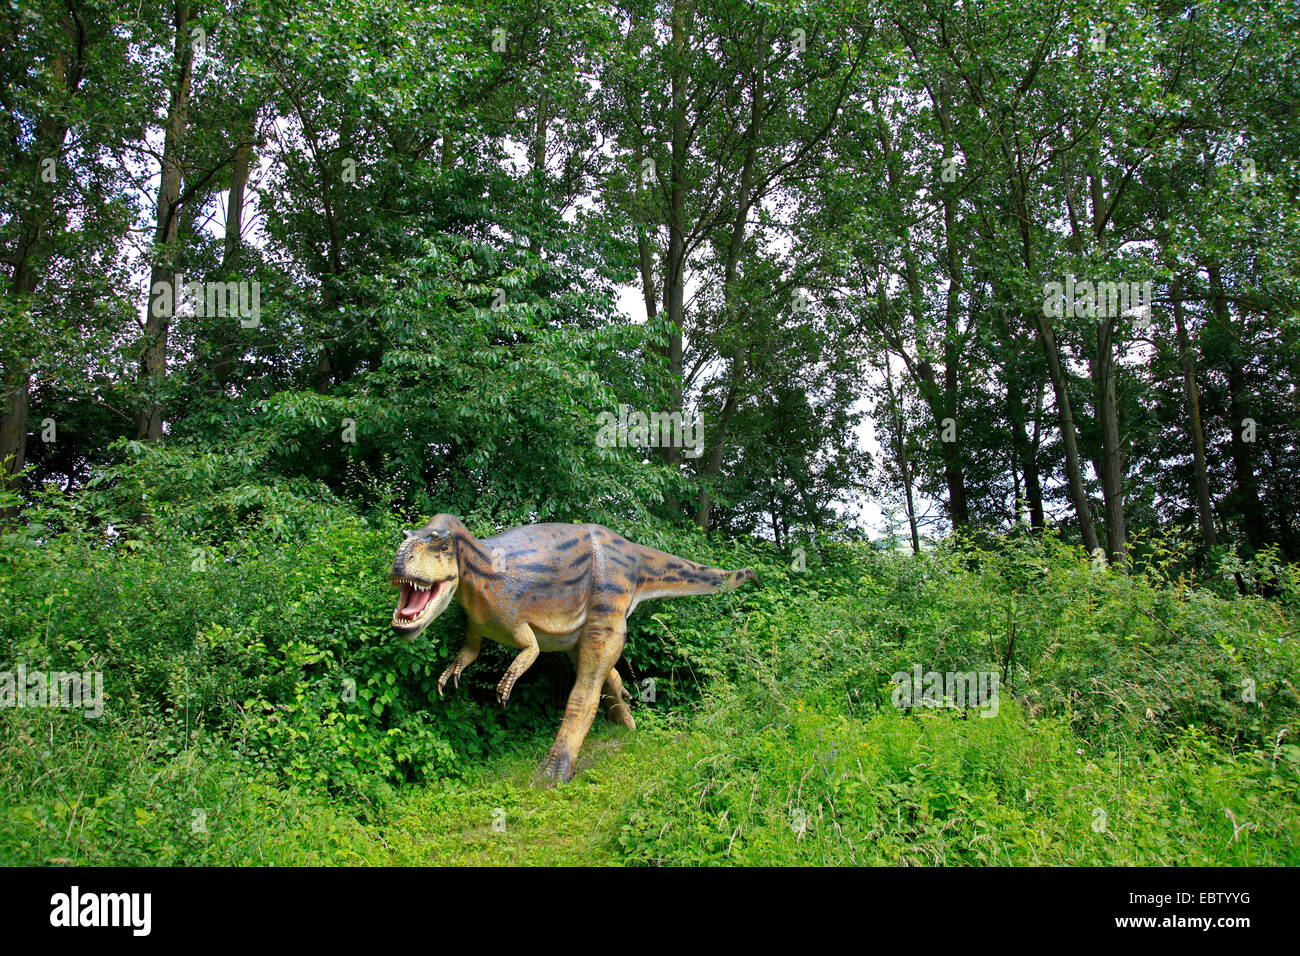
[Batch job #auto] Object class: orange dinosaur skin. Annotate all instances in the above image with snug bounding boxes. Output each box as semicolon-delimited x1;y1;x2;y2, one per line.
389;514;758;783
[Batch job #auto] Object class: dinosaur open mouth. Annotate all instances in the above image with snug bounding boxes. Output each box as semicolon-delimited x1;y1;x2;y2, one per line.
391;576;449;628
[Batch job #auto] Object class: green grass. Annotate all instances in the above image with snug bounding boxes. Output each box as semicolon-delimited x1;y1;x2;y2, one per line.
376;724;650;866
604;694;1300;865
4;694;1297;866
3;486;1298;865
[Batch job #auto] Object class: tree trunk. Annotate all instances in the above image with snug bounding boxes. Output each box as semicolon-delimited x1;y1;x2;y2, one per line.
136;1;194;442
885;361;920;553
876;111;969;531
1094;317;1127;561
1207;262;1266;553
1035;311;1102;555
208;108;255;397
1264;441;1297;562
936;76;968;530
660;0;688;501
1172;277;1218;548
1007;375;1029;524
695;27;764;531
1024;380;1046;529
694;380;739;532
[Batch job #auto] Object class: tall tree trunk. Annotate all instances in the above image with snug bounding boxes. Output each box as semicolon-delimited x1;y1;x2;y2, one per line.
208;108;255;397
1206;262;1266;552
1024;380;1046;529
1094;317;1127;561
1007;374;1038;526
993;293;1046;531
136;1;194;441
1264;442;1297;562
1171;276;1218;548
1035;310;1102;555
1075;124;1127;563
885;361;919;553
660;0;688;505
1011;152;1099;552
875;113;969;531
936;76;968;530
695;380;740;532
695;26;764;531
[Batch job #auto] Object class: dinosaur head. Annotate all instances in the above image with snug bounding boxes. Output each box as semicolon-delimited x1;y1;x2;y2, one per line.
390;514;461;638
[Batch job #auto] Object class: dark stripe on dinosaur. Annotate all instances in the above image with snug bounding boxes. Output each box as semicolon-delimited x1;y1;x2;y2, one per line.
512;562;568;574
455;535;497;563
461;561;505;581
559;571;589;587
555;537;583;551
589;602;619;614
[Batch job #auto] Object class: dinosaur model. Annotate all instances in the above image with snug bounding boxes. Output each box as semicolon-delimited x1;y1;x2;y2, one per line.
388;514;759;783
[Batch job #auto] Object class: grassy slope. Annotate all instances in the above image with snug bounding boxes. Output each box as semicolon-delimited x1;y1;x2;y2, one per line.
364;705;1299;867
3;517;1298;866
376;725;647;866
3;685;1297;866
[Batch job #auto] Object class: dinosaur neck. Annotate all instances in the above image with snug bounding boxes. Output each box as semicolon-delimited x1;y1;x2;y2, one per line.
449;519;495;584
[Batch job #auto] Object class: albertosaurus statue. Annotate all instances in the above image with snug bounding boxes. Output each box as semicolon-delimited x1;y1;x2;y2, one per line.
388;514;758;783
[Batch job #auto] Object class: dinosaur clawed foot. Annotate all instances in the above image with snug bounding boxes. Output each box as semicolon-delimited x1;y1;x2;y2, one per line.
436;665;463;699
606;701;636;730
495;676;517;706
602;691;636;729
533;748;575;787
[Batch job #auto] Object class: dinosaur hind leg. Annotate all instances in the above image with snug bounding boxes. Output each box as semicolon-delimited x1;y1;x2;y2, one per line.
601;666;636;730
565;648;635;729
539;621;625;785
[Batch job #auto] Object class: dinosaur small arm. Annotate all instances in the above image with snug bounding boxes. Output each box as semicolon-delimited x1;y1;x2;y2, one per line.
388;514;759;783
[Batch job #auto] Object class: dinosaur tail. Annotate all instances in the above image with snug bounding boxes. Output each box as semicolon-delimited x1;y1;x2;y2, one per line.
632;545;760;602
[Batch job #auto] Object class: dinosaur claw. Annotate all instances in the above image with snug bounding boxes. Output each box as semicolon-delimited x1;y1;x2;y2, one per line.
496;679;514;706
438;665;462;700
536;750;574;786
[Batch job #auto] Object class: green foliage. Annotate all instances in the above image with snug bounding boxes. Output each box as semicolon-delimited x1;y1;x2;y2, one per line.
612;699;1299;866
1;451;559;817
2;455;1296;864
